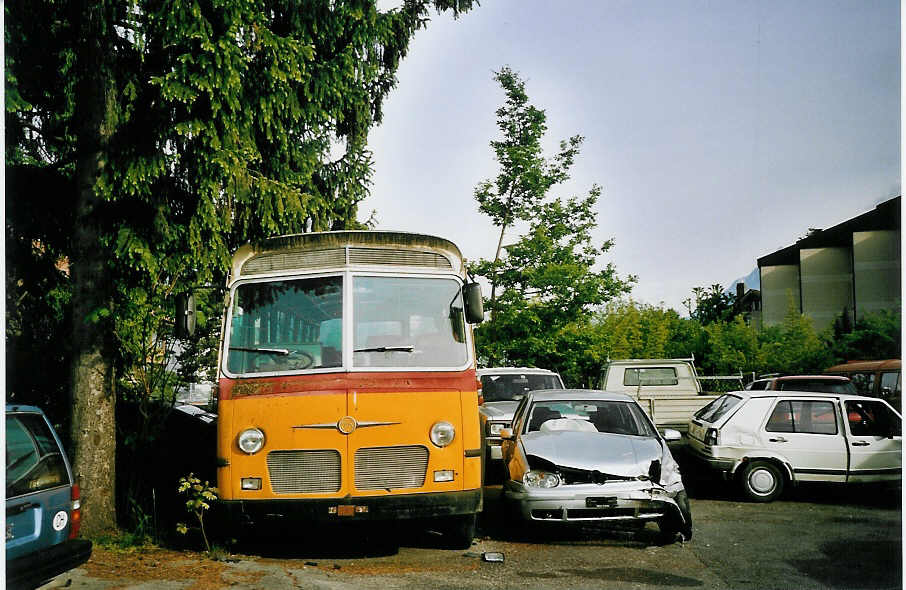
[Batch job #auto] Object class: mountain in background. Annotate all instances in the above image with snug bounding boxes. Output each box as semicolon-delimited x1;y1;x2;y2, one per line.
727;267;760;294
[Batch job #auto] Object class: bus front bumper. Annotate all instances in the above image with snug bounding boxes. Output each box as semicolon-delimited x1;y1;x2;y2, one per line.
222;488;482;526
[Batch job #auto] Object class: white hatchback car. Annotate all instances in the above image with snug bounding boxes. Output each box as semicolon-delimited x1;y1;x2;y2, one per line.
687;391;901;502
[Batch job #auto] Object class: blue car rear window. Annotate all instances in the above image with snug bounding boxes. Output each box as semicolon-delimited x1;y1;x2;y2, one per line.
6;414;69;498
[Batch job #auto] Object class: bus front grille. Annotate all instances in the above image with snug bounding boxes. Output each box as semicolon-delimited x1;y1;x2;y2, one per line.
354;445;429;490
266;449;341;494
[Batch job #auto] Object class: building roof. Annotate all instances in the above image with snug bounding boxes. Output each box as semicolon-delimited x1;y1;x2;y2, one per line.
758;196;900;268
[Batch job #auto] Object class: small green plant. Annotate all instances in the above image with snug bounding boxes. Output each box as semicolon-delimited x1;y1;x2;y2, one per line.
176;474;218;553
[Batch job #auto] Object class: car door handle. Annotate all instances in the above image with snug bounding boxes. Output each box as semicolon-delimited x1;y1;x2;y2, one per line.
768;436;788;443
6;502;39;516
851;441;870;447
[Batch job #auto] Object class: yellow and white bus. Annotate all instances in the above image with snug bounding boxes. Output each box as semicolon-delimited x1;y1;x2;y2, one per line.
214;231;484;546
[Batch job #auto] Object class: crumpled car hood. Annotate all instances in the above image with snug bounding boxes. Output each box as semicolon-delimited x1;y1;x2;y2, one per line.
521;431;663;476
480;401;520;420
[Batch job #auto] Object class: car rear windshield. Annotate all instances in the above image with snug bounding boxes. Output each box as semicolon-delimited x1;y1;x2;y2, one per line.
481;374;563;402
777;380;857;394
694;394;742;423
6;413;69;498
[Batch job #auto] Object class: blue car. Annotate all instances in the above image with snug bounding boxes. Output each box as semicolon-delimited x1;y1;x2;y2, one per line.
6;405;92;589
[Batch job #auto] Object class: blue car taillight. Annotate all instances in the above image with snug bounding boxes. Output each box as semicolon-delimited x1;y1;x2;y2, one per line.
69;484;81;539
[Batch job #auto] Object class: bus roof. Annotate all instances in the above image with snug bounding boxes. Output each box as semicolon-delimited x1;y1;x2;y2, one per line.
231;231;466;281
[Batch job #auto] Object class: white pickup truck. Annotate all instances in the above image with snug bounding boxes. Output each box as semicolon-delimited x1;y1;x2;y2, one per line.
601;358;735;431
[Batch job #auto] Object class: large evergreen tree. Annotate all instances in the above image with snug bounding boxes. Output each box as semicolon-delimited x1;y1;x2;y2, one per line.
6;0;474;534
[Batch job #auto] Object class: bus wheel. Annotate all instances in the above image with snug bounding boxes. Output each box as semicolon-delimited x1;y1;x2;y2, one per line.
441;514;476;549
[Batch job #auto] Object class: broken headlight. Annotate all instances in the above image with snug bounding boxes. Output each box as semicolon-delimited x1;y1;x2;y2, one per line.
523;470;561;488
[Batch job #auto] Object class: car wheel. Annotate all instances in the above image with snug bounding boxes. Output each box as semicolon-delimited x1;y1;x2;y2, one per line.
440;513;476;549
739;460;785;502
657;490;692;544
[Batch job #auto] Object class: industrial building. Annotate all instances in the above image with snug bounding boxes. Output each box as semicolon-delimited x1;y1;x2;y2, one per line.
756;196;901;332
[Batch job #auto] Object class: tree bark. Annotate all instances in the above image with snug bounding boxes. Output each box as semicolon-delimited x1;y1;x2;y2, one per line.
70;0;117;535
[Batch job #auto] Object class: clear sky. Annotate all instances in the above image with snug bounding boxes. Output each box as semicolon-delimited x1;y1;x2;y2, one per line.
363;0;900;312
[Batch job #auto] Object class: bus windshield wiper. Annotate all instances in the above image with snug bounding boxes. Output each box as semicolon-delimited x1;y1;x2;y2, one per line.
353;345;415;353
229;346;290;356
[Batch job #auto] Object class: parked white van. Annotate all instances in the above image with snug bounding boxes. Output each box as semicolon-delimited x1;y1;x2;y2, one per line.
687;391;901;502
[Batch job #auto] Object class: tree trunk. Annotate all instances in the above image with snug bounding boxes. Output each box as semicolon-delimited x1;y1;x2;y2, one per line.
70;0;117;535
489;221;507;319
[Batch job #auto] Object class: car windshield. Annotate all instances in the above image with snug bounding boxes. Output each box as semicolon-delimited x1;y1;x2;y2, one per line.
694;394;742;423
777;380;857;394
525;400;657;437
481;373;563;402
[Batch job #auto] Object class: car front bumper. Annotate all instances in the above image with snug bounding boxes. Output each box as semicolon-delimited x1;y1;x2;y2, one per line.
503;480;684;523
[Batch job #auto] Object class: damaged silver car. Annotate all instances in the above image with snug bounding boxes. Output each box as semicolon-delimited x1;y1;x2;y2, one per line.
499;390;692;543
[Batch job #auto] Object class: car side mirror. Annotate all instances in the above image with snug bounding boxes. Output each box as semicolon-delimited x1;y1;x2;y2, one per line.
175;293;196;338
661;428;682;442
499;428;514;440
463;282;484;324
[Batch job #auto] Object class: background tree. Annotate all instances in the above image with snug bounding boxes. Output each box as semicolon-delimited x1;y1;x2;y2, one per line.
683;284;738;325
473;66;583;311
6;0;474;534
471;67;633;379
826;309;901;363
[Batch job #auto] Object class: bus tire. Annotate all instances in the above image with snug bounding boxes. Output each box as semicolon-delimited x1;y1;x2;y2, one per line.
441;513;476;549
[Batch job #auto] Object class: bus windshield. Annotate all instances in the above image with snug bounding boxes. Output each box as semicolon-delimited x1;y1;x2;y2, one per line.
227;276;344;374
226;274;468;374
353;276;467;368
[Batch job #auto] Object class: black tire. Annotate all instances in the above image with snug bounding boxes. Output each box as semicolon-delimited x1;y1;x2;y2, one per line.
657;490;693;544
441;513;476;549
739;460;785;502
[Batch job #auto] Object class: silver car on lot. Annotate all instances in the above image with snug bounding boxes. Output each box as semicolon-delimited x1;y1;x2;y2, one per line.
499;390;692;543
478;367;564;468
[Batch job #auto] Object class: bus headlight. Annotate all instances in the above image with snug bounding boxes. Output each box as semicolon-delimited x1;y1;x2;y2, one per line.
430;421;455;447
237;428;265;454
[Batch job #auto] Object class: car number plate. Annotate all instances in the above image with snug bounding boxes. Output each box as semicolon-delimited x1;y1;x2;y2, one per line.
585;497;618;508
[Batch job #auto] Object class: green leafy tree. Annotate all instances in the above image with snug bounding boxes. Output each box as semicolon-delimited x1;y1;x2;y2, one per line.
827;309;901;363
6;0;474;534
758;296;831;374
596;300;679;361
702;316;761;376
474;66;584;311
471;67;632;375
683;284;737;325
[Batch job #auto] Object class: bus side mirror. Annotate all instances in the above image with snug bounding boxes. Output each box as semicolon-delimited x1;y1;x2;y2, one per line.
175;293;196;338
463;283;484;324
